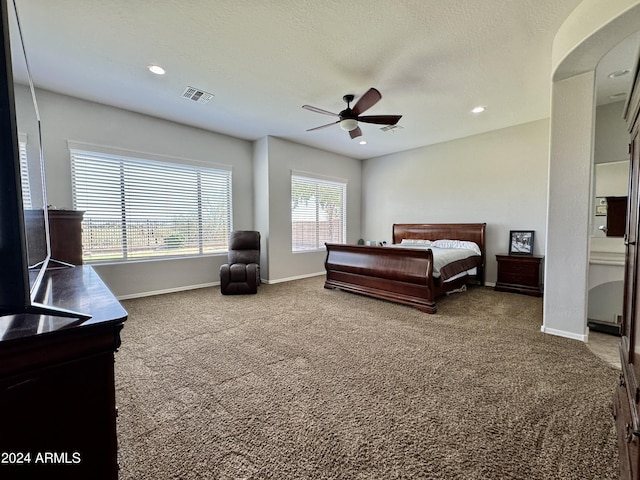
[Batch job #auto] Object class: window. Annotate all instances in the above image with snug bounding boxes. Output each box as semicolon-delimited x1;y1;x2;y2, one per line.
71;147;232;262
291;173;346;251
18;133;31;208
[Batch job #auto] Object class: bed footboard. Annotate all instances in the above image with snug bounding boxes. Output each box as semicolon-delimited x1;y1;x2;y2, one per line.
324;243;437;313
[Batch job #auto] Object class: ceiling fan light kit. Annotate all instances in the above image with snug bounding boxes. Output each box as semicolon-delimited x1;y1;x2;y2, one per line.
303;88;401;139
339;118;358;131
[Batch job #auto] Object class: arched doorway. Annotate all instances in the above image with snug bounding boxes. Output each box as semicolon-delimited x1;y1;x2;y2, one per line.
543;0;640;341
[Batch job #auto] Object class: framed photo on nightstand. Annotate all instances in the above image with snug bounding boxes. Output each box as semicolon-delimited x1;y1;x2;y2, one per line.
509;230;534;255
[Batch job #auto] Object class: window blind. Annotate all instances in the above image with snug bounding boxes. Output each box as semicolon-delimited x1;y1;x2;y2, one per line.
18;135;31;209
291;174;346;251
71;149;232;262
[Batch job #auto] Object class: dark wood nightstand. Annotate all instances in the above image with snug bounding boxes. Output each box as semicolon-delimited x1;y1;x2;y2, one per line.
494;254;544;297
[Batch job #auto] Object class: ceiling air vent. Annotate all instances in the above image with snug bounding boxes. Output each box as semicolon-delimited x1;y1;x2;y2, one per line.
380;124;403;132
182;86;214;104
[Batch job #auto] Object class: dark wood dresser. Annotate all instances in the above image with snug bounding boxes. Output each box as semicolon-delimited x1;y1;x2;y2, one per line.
0;266;126;480
48;209;84;265
494;254;544;297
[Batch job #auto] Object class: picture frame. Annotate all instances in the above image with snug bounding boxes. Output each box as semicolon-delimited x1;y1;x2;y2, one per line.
509;230;534;255
595;197;607;216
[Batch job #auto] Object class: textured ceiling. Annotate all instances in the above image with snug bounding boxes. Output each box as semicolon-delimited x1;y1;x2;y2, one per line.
8;0;639;160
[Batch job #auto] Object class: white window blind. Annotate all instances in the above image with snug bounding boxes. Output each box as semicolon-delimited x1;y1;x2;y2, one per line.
71;149;232;262
291;173;346;251
18;135;31;209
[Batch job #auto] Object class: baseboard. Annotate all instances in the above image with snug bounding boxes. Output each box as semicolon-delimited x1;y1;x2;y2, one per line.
116;272;326;299
263;271;325;284
117;281;218;300
540;325;588;342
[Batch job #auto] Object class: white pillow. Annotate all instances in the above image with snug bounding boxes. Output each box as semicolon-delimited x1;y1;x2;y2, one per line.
432;239;481;255
400;239;432;246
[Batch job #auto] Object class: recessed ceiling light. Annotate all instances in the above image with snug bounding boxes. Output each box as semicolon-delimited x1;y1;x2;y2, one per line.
608;69;630;79
359;140;367;145
471;106;486;114
148;65;166;75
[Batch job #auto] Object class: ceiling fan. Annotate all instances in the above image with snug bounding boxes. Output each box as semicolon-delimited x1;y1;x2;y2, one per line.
302;87;402;139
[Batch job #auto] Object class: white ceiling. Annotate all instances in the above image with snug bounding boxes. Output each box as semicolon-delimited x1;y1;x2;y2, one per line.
8;0;640;160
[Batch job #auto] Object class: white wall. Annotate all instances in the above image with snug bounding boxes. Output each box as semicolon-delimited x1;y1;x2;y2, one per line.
261;137;362;283
361;119;550;285
595;161;630;197
594;101;629;165
592;101;630;237
253;137;270;280
588;103;629;323
27;87;362;294
589;159;627;323
31;87;255;298
546;0;640;341
591;103;630;273
544;72;596;342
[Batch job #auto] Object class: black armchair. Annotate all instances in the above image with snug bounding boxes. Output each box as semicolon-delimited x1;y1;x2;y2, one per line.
220;231;261;294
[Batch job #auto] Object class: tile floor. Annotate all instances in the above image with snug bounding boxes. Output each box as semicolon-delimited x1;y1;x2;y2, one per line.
587;331;620;369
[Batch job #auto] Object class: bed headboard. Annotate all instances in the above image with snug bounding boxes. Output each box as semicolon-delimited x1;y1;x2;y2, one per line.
392;223;486;246
392;223;487;275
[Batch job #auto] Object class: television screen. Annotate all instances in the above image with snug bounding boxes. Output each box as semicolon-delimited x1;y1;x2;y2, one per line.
8;0;50;297
0;0;89;320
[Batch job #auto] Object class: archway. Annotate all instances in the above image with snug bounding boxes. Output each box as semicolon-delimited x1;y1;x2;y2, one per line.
543;0;640;340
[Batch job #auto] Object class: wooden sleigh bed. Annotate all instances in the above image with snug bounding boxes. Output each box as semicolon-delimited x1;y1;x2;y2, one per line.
324;223;486;313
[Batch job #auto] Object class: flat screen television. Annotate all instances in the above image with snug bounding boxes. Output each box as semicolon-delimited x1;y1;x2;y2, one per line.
0;0;89;320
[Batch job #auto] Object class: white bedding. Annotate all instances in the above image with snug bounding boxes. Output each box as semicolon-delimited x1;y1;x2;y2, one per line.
392;239;481;279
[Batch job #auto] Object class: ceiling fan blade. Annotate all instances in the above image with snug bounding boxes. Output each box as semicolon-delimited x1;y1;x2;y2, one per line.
352;88;382;116
349;126;362;139
306;121;339;132
357;115;402;125
302;105;339;116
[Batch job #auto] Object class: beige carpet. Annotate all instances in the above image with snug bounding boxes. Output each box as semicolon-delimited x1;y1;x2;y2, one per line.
115;277;619;479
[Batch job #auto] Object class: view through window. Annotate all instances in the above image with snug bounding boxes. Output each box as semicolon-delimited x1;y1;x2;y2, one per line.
18;134;31;208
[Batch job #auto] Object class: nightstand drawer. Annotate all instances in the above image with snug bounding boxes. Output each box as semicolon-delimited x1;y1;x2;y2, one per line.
499;271;538;287
498;260;539;276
